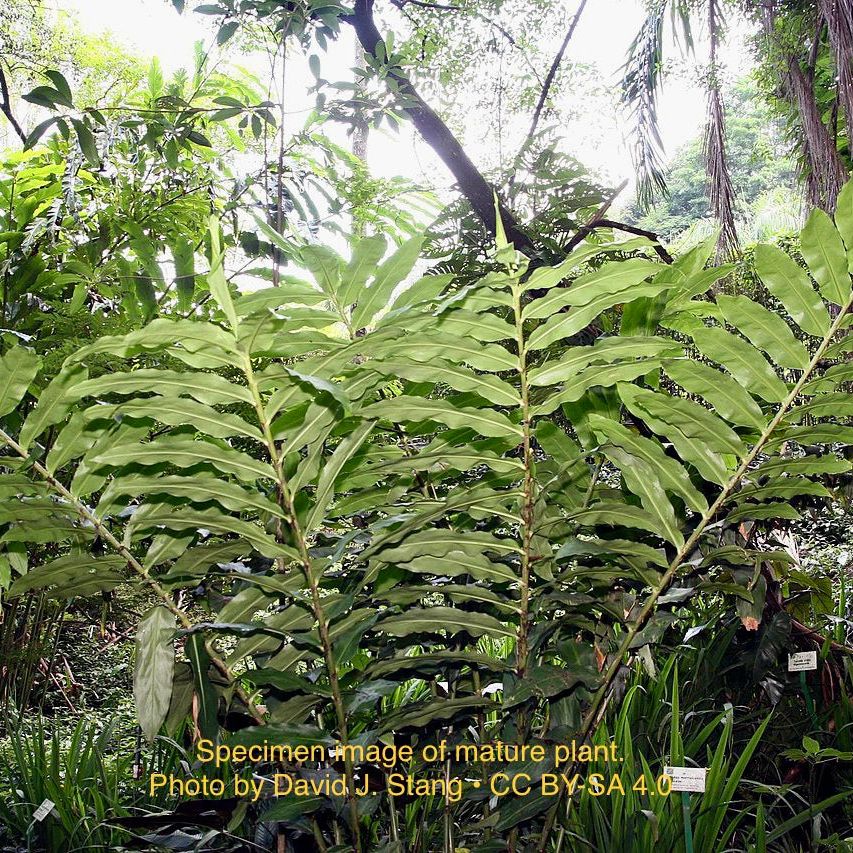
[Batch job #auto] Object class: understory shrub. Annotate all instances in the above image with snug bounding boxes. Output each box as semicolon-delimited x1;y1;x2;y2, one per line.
1;188;853;849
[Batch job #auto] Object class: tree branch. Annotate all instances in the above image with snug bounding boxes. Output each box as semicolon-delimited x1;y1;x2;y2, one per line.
347;1;664;274
522;0;588;152
563;217;673;263
0;65;27;145
586;178;628;222
391;0;534;63
346;0;537;256
394;0;462;10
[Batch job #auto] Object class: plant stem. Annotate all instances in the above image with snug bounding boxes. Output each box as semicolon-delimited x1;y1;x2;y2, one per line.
510;274;536;853
512;277;535;684
536;294;853;851
0;427;265;724
240;354;363;852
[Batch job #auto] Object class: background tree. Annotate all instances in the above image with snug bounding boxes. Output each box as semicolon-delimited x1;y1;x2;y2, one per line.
625;76;799;242
622;0;851;247
751;0;851;211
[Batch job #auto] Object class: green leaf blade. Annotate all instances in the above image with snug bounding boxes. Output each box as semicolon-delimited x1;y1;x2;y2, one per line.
134;606;176;743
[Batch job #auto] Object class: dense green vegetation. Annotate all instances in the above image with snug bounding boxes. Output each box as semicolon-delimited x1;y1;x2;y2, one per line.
0;1;852;851
626;79;800;244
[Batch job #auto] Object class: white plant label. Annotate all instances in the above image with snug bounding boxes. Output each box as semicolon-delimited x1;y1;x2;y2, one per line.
788;651;818;672
664;766;706;793
32;799;55;822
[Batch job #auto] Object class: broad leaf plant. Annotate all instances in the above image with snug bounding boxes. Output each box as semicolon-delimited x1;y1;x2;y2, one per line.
2;183;853;849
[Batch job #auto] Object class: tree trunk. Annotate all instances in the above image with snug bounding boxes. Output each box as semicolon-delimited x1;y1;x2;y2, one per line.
818;0;853;138
784;56;847;211
346;0;537;256
351;36;369;238
760;2;847;211
704;0;739;258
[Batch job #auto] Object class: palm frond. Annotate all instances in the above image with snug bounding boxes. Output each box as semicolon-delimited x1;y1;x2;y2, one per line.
670;0;694;53
704;83;739;257
621;0;670;209
703;0;738;258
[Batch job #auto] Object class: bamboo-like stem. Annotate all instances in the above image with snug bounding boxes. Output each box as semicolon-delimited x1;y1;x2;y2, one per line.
537;294;853;851
0;427;265;724
386;773;400;845
239;352;363;852
477;264;539;853
511;275;535;684
504;271;538;853
272;37;286;287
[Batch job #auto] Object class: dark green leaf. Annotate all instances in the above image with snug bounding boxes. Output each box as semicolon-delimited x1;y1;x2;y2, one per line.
134;606;176;743
70;118;99;168
376;607;514;639
217;20;239;44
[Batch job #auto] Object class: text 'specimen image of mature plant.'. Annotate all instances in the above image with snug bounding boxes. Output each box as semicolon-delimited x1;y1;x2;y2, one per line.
1;176;853;848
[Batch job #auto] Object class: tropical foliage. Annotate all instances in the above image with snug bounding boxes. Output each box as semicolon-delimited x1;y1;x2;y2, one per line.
1;1;852;851
626;77;800;243
622;0;852;252
1;184;853;847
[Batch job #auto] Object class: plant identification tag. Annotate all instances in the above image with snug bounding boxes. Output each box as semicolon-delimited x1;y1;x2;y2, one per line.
788;651;818;672
32;799;55;822
664;766;706;792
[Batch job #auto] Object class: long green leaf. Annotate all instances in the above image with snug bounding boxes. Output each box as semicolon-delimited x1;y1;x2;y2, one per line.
19;362;87;451
534;361;659;417
527;282;667;351
367;359;521;406
306;422;373;529
207;216;239;329
801;208;851;306
754;243;830;337
716;294;809;370
112;398;263;441
94;437;275;482
338;234;387;307
129;504;294;560
569;502;674;540
73;369;252;406
690;327;787;403
98;474;285;518
352;235;423;329
376;529;521;561
186;635;218;740
361;396;522;439
386;551;517;583
0;347;40;417
619;384;740;485
300;244;344;299
588;414;707;512
765;791;852;842
522;258;661;320
529;336;680;387
663;360;765;431
368;334;518;373
9;554;125;597
835;178;853;269
134;606;176;743
604;446;684;546
376;606;515;638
